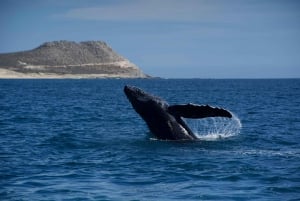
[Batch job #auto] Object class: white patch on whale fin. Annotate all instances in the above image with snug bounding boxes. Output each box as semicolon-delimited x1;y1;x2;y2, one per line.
183;113;242;141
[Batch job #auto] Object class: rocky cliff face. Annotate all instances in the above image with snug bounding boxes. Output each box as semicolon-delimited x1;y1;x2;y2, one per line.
0;41;148;78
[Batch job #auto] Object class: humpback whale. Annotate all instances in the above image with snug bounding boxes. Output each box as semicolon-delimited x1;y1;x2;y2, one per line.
124;85;232;140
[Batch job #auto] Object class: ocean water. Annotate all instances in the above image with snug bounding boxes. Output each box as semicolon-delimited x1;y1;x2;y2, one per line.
0;79;299;201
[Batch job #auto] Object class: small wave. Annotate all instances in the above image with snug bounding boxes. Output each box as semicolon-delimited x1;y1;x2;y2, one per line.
184;114;242;141
239;149;300;158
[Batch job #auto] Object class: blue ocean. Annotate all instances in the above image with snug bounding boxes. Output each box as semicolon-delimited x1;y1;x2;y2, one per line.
0;79;299;201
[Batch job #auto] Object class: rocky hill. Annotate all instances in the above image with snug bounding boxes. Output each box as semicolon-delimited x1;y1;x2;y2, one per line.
0;40;148;78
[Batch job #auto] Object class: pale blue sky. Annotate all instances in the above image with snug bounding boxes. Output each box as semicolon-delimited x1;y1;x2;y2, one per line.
0;0;299;78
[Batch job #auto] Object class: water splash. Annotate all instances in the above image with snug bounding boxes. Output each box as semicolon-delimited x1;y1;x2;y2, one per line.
184;114;242;141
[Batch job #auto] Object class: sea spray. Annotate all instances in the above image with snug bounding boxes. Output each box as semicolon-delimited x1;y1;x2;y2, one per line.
184;114;242;141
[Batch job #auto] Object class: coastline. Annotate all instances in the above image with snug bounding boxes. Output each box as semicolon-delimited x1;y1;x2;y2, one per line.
0;68;147;79
0;40;149;79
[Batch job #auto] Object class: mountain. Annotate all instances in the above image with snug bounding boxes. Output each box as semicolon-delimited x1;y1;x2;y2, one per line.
0;40;149;78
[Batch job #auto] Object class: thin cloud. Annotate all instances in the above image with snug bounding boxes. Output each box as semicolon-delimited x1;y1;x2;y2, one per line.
61;0;219;22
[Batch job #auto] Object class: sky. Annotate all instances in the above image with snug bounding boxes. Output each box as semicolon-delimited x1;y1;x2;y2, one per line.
0;0;299;78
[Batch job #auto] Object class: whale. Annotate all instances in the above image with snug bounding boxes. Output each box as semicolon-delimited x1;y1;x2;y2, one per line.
124;85;232;140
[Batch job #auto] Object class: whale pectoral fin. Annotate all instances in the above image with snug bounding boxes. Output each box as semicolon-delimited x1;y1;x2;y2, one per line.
168;104;232;119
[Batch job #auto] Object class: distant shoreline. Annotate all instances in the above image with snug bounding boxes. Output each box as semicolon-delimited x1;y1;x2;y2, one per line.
0;40;149;79
0;68;149;79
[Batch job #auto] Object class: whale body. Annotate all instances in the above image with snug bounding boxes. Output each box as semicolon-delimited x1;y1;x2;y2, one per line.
124;85;232;140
